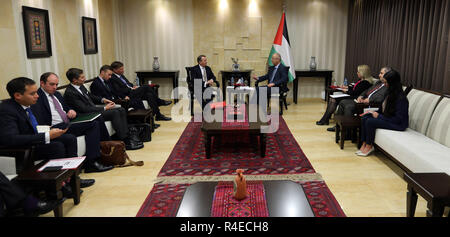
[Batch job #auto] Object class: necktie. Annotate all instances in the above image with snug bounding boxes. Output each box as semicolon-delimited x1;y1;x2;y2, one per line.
120;76;132;88
269;67;278;84
25;108;38;133
50;95;69;124
367;83;383;96
201;67;207;82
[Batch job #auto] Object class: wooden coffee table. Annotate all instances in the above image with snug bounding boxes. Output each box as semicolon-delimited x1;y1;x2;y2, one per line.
201;105;267;159
14;161;84;217
176;181;314;217
403;173;450;217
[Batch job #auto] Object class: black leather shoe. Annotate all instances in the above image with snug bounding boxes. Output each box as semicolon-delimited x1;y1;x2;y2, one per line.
62;185;83;198
128;127;142;142
125;139;144;150
160;100;172;106
316;120;329;126
154;123;161;129
84;162;114;173
156;114;172;121
80;179;95;188
34;200;59;215
327;126;336;132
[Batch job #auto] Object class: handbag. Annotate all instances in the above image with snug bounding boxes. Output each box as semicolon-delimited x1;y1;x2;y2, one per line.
100;141;144;167
132;124;152;142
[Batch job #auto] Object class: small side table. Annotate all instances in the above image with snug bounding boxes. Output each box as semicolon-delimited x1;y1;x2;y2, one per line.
403;173;450;217
334;115;361;150
14;161;83;217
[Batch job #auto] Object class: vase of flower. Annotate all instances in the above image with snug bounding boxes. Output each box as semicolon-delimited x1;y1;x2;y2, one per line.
152;57;160;71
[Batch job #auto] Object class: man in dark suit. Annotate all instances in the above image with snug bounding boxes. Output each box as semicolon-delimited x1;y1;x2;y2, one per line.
63;68;143;150
109;61;172;121
32;72;113;173
0;77;93;198
0;171;58;217
190;55;220;108
252;53;288;103
89;67;118;102
0;77;75;161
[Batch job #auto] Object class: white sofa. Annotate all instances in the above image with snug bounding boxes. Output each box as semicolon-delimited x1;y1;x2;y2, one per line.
374;89;450;175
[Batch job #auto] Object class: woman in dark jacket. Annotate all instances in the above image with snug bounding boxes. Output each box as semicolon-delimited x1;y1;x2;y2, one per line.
357;69;409;157
317;65;374;125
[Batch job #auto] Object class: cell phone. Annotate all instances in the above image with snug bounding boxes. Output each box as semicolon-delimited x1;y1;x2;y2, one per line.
42;166;63;172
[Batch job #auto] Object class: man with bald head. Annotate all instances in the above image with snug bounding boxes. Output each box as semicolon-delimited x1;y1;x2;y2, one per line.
252;53;289;103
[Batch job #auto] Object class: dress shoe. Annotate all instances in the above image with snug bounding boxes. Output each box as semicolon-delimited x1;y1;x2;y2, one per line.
62;185;83;198
327;126;336;132
128;127;142;142
84;161;114;173
154;123;161;129
125;139;144;150
316;120;329;126
80;179;95;188
156;114;172;121
357;147;375;157
32;200;59;216
160;100;172;106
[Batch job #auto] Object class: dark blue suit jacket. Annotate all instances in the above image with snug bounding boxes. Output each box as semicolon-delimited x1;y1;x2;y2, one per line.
0;99;46;147
90;77;117;101
32;88;71;126
378;96;409;131
257;64;289;92
109;74;133;99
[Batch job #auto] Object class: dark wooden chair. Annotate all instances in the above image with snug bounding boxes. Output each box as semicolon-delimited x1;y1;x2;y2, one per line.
185;67;195;116
0;146;36;174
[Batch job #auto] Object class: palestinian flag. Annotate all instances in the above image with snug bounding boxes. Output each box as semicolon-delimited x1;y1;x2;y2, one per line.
268;12;296;82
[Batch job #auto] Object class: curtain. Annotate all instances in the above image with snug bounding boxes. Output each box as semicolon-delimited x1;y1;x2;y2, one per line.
344;0;450;94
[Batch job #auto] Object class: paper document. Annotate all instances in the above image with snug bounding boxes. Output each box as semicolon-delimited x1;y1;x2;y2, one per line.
330;94;350;99
364;108;379;113
38;157;86;172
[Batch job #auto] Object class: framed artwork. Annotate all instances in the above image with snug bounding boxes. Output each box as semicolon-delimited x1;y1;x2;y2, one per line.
82;17;98;55
22;6;52;58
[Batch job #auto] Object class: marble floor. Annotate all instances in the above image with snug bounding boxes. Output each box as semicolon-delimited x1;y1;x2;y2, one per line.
45;98;433;217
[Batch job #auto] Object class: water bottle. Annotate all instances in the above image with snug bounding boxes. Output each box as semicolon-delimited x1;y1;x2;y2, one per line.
231;77;235;86
343;78;348;87
135;76;140;86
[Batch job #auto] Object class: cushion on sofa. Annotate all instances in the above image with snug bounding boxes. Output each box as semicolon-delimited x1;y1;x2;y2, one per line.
407;89;441;134
426;97;450;147
76;136;86;157
375;128;450;175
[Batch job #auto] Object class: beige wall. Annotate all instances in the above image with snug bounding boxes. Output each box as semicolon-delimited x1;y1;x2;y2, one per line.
193;0;282;79
98;0;116;66
0;0;23;98
0;0;116;99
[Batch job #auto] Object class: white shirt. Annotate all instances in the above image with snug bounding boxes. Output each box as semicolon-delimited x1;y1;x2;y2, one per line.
21;105;50;144
42;90;64;126
71;84;84;96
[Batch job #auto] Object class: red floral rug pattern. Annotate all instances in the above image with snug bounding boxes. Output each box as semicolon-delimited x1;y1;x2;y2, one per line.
211;181;269;217
158;117;315;177
136;181;346;217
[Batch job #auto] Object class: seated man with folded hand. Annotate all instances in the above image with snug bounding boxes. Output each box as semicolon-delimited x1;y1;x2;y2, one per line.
109;61;172;121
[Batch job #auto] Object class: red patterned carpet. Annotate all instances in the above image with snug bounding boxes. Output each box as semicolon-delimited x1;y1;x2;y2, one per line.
137;117;346;217
158;117;315;177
